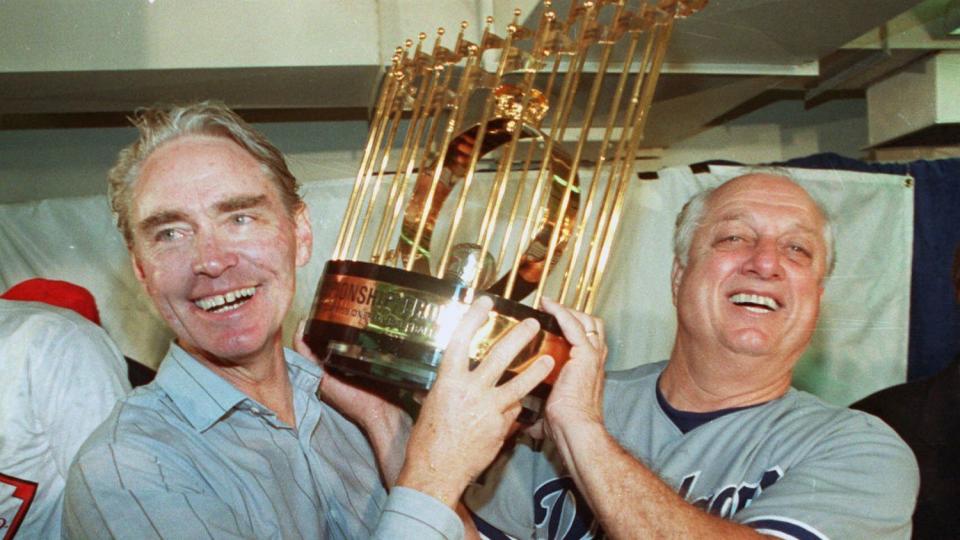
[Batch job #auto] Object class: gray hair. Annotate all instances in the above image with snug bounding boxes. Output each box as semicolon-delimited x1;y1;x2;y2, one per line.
108;101;303;245
672;172;836;277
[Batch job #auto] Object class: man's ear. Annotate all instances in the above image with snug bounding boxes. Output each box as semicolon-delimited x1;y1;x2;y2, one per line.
294;204;313;268
130;249;147;285
671;258;684;306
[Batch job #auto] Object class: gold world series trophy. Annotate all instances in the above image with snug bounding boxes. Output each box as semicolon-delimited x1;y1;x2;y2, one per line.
305;0;706;422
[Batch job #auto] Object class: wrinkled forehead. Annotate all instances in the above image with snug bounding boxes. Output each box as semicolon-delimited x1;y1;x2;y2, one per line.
704;175;827;234
131;136;274;207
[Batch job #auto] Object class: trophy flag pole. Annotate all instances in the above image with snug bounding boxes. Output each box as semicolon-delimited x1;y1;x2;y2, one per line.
306;0;708;423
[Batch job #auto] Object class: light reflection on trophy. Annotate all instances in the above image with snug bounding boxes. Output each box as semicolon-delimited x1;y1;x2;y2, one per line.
305;0;706;422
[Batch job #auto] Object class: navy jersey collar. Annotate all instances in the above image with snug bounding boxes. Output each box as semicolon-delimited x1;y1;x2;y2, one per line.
655;376;768;434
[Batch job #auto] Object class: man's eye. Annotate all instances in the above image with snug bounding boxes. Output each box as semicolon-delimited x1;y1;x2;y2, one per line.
712;234;746;249
232;214;253;225
155;228;183;242
783;241;815;263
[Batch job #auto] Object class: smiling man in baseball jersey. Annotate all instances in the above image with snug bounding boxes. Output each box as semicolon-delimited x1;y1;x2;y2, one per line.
465;173;919;539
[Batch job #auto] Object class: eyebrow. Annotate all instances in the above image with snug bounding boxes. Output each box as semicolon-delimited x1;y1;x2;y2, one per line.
216;194;268;214
137;210;189;235
136;194;270;235
716;213;820;236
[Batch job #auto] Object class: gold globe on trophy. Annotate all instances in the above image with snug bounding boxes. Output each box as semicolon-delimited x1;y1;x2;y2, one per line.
305;0;707;422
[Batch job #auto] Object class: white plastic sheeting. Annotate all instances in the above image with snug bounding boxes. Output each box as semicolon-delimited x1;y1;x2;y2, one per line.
0;164;913;405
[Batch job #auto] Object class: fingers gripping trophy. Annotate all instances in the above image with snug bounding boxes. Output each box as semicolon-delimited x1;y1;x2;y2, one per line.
305;0;707;422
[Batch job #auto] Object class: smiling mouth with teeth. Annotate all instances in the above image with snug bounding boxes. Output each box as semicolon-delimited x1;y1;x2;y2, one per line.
729;293;780;313
194;287;257;313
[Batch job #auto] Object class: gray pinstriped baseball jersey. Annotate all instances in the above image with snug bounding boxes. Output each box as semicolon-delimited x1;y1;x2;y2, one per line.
466;361;918;540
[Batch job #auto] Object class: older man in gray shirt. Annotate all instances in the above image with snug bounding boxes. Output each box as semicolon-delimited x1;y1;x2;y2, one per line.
62;102;557;539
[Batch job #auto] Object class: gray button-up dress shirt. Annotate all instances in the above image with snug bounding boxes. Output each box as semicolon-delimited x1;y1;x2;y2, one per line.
62;344;462;539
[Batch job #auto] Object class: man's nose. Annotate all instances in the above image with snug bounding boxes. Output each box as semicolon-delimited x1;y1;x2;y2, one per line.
742;238;783;279
191;230;238;277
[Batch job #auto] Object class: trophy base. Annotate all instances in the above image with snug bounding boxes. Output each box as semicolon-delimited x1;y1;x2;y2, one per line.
304;259;569;424
322;358;550;425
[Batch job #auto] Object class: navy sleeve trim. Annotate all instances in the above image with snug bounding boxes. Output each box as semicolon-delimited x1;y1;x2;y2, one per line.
743;516;828;540
469;507;517;540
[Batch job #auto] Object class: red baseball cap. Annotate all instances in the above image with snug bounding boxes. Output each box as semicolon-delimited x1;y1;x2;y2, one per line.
1;278;102;326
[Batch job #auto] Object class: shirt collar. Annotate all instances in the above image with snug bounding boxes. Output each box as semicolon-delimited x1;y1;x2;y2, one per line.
285;347;324;394
154;343;324;432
